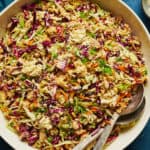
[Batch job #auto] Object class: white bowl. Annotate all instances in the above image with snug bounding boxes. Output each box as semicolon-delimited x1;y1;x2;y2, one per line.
0;0;150;150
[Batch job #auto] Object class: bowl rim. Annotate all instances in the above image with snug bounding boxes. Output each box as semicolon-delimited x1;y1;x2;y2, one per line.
0;0;150;150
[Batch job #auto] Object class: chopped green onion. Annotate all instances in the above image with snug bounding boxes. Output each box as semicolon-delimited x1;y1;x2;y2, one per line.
51;51;58;59
80;12;88;18
9;122;14;127
81;58;89;64
36;28;44;35
103;66;112;75
118;83;129;91
116;57;123;62
47;137;53;143
99;59;106;67
87;32;96;38
19;18;25;28
66;45;71;51
74;105;86;114
61;124;70;129
144;69;148;75
74;98;86;114
24;35;29;39
36;108;46;113
46;64;54;72
20;74;27;81
99;59;112;75
89;48;97;55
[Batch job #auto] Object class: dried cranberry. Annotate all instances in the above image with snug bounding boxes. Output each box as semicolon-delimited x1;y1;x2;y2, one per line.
44;12;52;27
42;40;51;47
27;135;38;145
115;51;120;57
52;136;61;145
16;62;23;66
55;0;62;3
51;37;57;44
22;3;36;11
127;64;134;76
61;17;69;22
9;17;19;31
80;45;89;57
51;116;60;126
96;110;103;118
134;72;141;78
23;10;29;19
26;45;37;53
58;36;66;43
46;99;56;106
33;10;37;24
106;52;113;60
68;63;75;69
27;15;40;37
96;98;101;105
19;124;30;132
56;26;63;35
25;80;33;87
7;83;16;90
12;111;20;116
109;83;114;89
116;35;121;42
13;47;25;58
49;108;64;114
67;134;77;140
68;106;74;114
99;40;104;46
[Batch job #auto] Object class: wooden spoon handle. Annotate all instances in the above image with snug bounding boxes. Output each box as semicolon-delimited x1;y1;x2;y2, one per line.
73;128;103;150
93;113;119;150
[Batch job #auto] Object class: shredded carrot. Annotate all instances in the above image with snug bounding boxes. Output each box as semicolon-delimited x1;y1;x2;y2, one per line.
79;94;89;100
85;111;93;115
1;107;8;112
56;89;68;101
117;92;131;103
27;40;34;46
70;91;75;99
91;63;99;68
90;106;99;112
118;65;126;72
135;79;143;84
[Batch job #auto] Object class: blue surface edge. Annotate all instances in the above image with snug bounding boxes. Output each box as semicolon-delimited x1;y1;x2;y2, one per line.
0;0;150;150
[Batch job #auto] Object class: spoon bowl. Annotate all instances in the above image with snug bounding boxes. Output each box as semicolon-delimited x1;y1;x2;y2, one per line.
142;0;150;18
120;84;144;116
93;84;145;150
117;97;145;126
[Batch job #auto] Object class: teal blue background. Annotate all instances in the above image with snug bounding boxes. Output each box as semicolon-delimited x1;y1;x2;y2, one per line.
0;0;150;150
